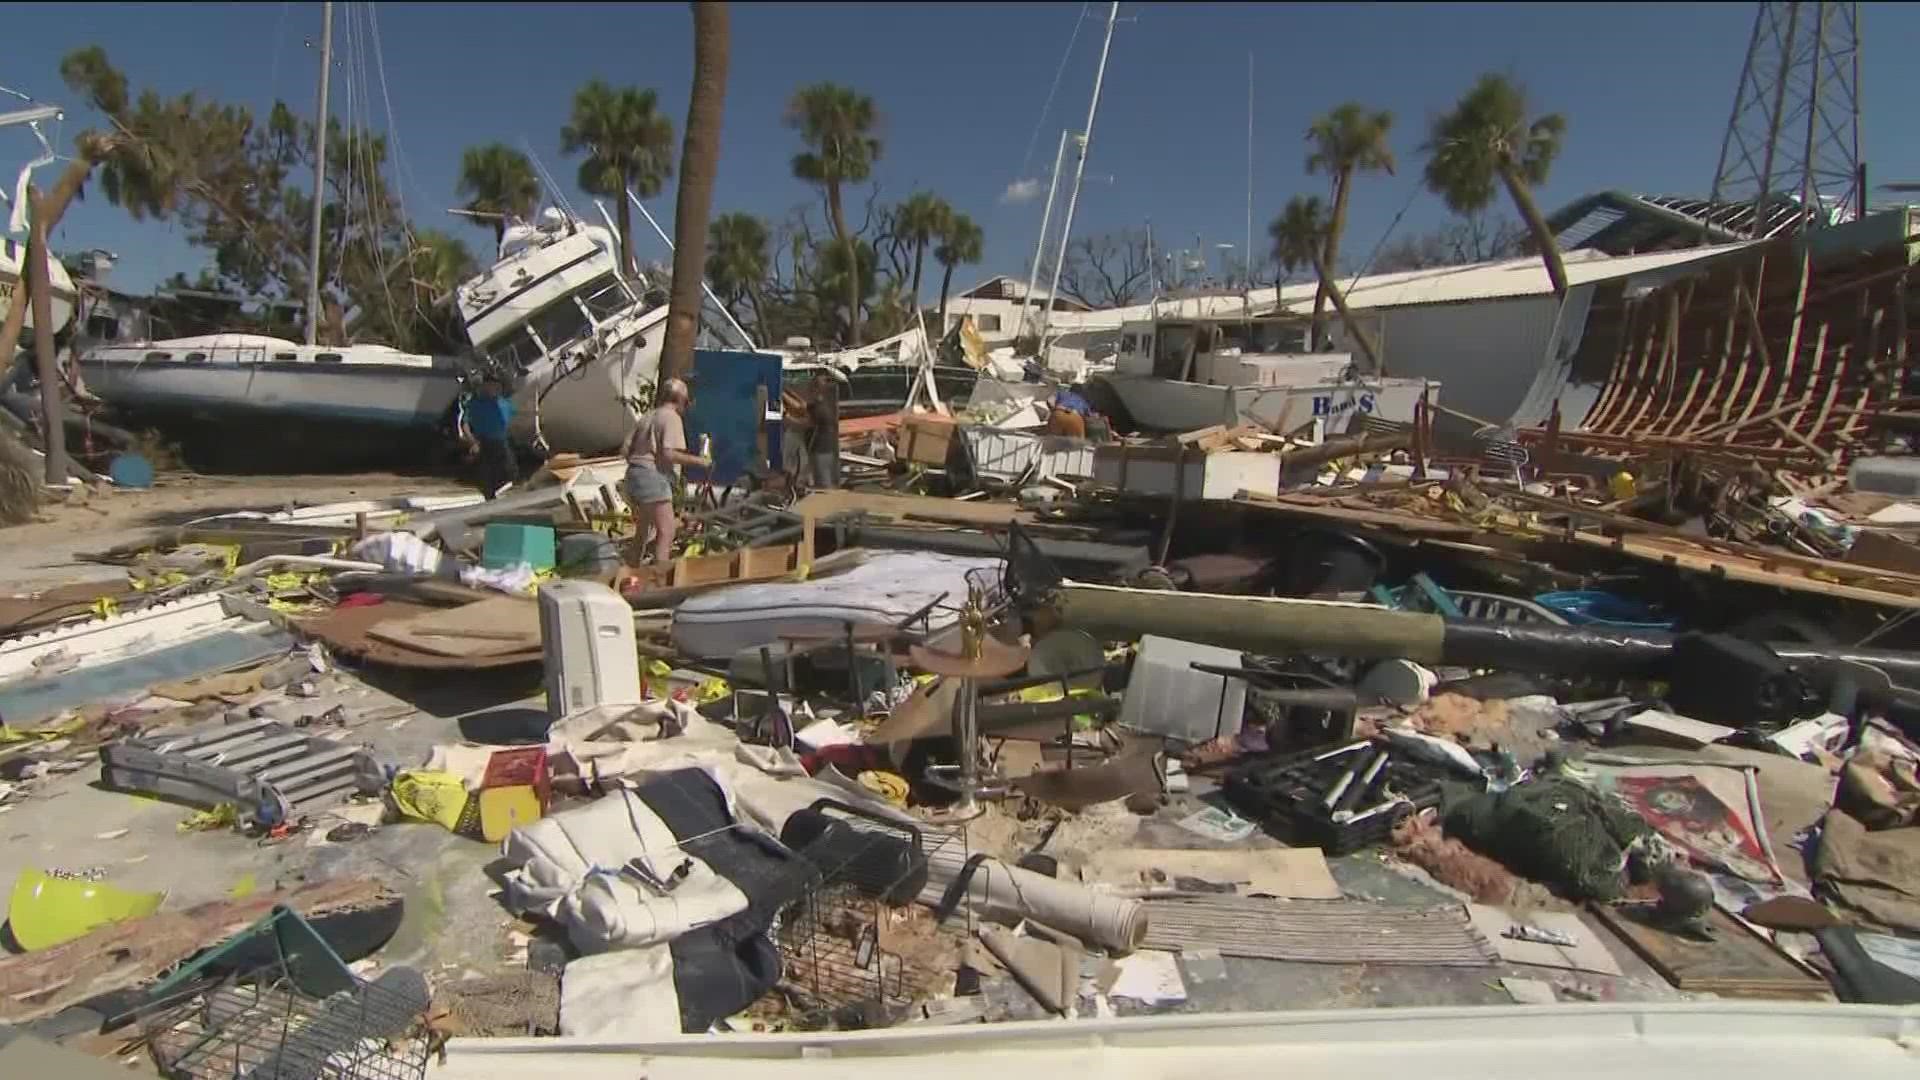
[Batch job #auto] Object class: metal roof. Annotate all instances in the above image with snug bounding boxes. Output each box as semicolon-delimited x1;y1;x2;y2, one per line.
1043;242;1754;331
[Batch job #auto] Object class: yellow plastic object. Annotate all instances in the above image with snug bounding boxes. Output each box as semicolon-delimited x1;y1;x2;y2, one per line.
693;677;731;705
8;869;165;951
1609;471;1638;501
177;803;240;833
856;770;910;807
478;785;543;842
390;770;470;831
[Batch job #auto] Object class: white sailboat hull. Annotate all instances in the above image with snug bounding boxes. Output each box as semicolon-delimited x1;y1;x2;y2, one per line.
77;355;461;430
510;324;663;453
1100;373;1433;436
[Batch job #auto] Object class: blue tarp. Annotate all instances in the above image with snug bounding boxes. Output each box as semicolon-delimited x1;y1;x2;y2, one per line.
685;349;785;488
0;628;293;725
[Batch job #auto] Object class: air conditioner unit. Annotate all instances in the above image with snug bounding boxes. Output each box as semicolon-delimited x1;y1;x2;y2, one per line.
539;581;642;720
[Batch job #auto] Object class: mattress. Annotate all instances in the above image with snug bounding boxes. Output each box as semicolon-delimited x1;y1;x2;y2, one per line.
670;550;1002;658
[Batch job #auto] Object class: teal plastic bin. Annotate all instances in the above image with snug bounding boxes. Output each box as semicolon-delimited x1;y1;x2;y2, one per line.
482;523;556;571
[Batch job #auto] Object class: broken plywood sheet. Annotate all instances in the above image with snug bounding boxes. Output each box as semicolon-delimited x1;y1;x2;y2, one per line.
1469;904;1624;976
366;594;541;657
1084;848;1340;900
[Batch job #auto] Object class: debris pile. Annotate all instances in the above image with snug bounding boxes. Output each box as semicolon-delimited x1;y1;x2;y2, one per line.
6;372;1920;1072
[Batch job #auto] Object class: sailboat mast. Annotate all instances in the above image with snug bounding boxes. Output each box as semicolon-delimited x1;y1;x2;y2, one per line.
1038;0;1119;359
1018;129;1071;344
305;1;334;346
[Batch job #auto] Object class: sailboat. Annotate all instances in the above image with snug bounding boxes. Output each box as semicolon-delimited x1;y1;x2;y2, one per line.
71;3;466;463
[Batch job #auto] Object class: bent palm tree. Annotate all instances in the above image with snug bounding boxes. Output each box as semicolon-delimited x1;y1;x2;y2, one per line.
933;212;983;336
708;211;769;340
660;4;730;380
1270;195;1381;373
456;144;541;243
1423;73;1568;297
1306;103;1395;349
562;80;676;277
785;82;881;347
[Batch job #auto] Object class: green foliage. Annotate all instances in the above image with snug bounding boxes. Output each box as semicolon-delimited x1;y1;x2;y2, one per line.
1306;102;1396;181
59;46;464;353
706;212;769;327
784;82;881;191
456;144;541;235
1268;195;1329;273
561;80;675;200
1421;74;1565;217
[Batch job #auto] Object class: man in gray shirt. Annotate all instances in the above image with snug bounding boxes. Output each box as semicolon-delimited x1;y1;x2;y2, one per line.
622;377;710;565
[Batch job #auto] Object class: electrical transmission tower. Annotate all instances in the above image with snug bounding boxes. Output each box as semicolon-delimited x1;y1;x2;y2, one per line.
1706;2;1861;240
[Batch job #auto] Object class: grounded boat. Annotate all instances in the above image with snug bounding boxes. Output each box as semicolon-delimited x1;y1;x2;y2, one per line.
76;333;464;465
457;211;666;453
1093;312;1434;437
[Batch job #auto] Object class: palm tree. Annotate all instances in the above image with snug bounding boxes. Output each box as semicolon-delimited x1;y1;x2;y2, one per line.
785;82;881;346
1305;103;1395;349
1270;195;1381;372
659;5;730;379
932;212;983;335
562;80;676;278
708;211;770;340
895;191;952;308
1423;73;1569;297
455;144;541;243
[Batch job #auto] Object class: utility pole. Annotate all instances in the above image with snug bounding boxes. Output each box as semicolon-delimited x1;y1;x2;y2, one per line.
1038;1;1120;362
1706;1;1861;239
306;1;334;345
27;188;65;484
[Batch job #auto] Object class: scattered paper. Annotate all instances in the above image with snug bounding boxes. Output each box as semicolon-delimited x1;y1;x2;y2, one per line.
1469;905;1623;976
1106;950;1187;1005
795;717;861;750
1175;806;1256;843
93;829;131;841
1619;709;1736;748
1500;976;1558;1005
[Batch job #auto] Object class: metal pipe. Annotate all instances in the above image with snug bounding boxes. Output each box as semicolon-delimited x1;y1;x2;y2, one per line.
305;1;333;346
1039;1;1120;358
622;189;758;350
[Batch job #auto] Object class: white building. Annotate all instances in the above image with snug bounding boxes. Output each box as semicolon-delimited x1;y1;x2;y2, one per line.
939;275;1091;340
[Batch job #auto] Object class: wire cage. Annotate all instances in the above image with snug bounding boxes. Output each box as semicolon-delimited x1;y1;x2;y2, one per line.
134;906;433;1080
768;799;972;1027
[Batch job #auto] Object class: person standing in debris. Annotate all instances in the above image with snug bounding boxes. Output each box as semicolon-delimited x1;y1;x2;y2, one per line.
780;370;837;495
623;377;710;564
462;374;517;500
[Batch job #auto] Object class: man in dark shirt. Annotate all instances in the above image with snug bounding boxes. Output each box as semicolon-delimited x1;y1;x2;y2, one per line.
463;375;517;500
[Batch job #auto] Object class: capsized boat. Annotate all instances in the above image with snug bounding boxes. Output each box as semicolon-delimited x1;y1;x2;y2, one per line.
456;208;758;454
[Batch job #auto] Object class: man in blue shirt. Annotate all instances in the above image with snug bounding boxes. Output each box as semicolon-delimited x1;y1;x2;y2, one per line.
462;374;517;499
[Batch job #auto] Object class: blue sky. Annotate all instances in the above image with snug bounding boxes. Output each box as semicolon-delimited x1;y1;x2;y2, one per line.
3;2;1914;299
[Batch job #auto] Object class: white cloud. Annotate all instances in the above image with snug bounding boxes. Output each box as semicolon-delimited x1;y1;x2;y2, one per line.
1000;178;1044;205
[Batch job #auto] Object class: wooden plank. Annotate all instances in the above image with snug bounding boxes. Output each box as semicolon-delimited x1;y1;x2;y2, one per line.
1681;270;1747;437
1584;302;1647;434
1232;490;1478;537
1773;321;1829;450
1566;532;1920;610
792;488;1029;526
1588;903;1828;1000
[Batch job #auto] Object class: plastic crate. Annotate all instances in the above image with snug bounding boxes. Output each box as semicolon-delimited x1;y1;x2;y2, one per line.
1222;741;1445;856
482;522;556;570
